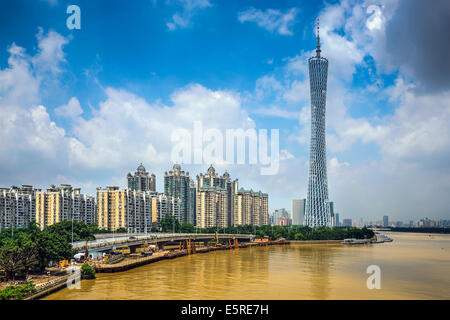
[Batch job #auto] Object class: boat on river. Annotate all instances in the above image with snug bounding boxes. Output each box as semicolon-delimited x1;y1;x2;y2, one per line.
342;238;371;245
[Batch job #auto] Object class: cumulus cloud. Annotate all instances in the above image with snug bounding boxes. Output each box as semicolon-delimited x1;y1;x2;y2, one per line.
55;97;83;118
238;7;299;36
69;84;254;170
32;28;69;75
0;33;70;186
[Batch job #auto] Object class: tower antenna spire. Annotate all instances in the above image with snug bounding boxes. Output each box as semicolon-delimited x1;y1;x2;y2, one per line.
316;18;321;57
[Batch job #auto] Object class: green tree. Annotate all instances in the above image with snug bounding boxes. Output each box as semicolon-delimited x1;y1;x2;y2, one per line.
180;223;195;233
160;214;181;233
0;240;25;280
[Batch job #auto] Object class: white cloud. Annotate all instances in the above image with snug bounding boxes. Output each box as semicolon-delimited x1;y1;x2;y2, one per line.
68;84;254;171
0;33;68;161
238;7;298;36
32;28;69;75
55;97;83;118
329;157;350;173
280;149;294;160
366;5;384;30
166;0;212;31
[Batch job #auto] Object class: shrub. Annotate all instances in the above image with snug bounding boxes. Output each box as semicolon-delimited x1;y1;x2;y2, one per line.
0;281;36;300
80;263;96;279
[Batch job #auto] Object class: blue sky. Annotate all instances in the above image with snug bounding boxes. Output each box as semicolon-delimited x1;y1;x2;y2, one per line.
1;0;449;222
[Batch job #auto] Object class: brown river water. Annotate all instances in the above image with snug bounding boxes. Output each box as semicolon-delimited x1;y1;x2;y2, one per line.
44;232;450;300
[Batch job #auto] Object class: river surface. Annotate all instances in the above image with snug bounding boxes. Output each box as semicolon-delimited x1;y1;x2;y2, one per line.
45;232;450;299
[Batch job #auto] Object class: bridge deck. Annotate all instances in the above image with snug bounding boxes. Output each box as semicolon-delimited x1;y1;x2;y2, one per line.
73;233;253;252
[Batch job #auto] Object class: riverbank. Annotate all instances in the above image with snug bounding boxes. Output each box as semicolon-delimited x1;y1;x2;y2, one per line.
24;273;72;300
289;240;342;244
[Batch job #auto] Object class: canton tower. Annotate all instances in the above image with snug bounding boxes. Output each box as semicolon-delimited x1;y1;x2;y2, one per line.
305;20;331;227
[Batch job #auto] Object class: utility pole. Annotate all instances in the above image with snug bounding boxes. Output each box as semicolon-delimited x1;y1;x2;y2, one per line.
71;215;74;246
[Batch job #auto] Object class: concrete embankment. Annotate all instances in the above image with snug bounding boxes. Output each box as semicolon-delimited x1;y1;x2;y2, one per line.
94;241;290;273
289;240;342;244
25;274;72;300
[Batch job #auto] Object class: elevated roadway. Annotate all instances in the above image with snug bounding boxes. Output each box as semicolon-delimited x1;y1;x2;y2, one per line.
72;233;253;253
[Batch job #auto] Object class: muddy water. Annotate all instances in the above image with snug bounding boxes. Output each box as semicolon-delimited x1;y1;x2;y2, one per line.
44;232;450;299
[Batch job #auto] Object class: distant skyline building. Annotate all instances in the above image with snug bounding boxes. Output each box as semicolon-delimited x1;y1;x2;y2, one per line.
277;216;292;226
127;163;156;192
383;215;389;227
270;208;289;226
292;199;306;225
343;218;352;227
335;213;340;227
329;201;334;226
305;21;331;227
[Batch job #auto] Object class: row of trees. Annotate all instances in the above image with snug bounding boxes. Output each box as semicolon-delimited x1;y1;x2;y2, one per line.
387;227;450;234
0;221;96;280
158;215;375;241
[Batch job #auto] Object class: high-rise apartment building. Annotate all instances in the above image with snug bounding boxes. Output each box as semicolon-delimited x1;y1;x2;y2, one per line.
0;185;35;230
127;163;156;192
233;188;268;227
335;213;340;227
97;186;181;232
383;215;389;227
97;186;127;231
164;164;195;224
292;199;306;226
195;165;238;228
35;184;96;229
196;165;238;227
196;185;228;228
151;193;182;229
305;21;331;227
